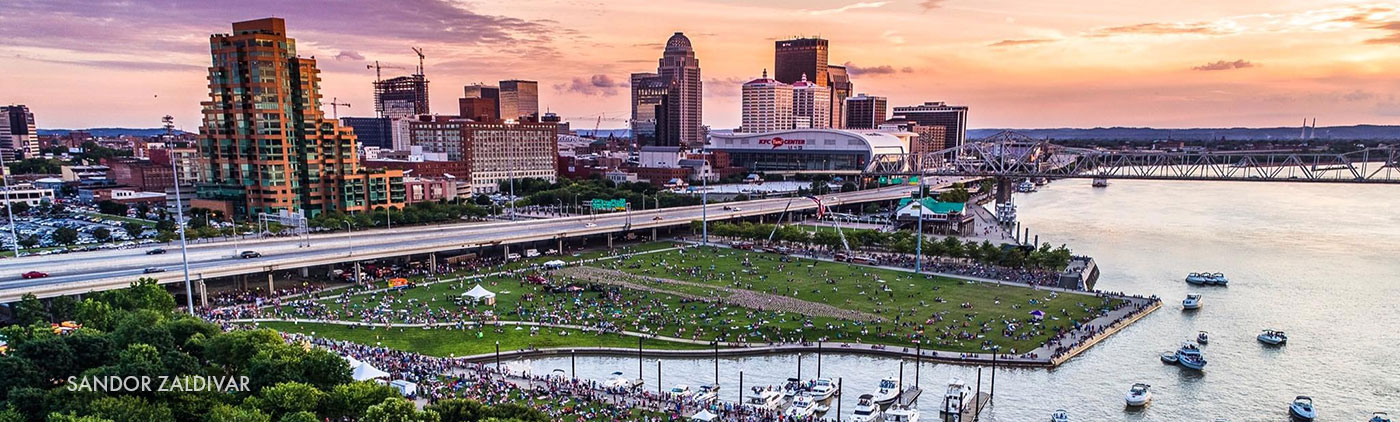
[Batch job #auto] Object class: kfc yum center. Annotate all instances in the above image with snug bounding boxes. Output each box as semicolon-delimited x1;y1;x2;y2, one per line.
707;129;913;172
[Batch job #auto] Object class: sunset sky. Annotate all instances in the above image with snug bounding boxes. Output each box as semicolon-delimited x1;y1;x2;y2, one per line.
2;0;1399;131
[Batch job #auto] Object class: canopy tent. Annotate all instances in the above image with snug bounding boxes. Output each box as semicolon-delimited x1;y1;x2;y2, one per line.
543;260;566;269
689;409;718;422
390;379;418;397
1029;310;1046;320
351;361;391;381
342;354;363;369
462;284;497;305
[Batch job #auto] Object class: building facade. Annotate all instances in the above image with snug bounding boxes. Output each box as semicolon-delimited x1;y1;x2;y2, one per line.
791;74;830;129
0;105;39;159
739;71;793;133
630;72;671;146
774;38;828;88
465;122;557;193
844;94;887;129
630;32;703;148
498;80;539;121
707;128;909;172
197;18;404;218
340;117;394;149
891;101;969;149
108;158;175;192
827;65;852;129
373;74;429;118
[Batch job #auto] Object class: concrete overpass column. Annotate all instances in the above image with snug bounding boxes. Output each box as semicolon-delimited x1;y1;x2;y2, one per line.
430;254;438;274
557;239;564;254
354;262;362;284
651;227;657;241
759;215;764;224
197;276;207;308
267;273;274;294
607;233;614;249
504;244;510;259
300;267;309;277
996;177;1013;205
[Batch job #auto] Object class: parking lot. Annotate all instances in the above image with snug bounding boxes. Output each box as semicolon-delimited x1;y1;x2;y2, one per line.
0;214;157;255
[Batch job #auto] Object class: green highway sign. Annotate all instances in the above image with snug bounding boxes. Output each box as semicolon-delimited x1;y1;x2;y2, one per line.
590;198;627;210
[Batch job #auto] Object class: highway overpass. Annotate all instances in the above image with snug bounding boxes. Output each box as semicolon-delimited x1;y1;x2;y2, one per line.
0;184;932;303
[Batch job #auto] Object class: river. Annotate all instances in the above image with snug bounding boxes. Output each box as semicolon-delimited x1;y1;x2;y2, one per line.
505;180;1400;421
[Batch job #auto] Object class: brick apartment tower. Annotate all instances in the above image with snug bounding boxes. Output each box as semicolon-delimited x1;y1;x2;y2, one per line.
198;17;403;218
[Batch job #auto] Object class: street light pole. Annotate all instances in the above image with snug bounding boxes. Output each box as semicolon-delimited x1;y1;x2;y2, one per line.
0;153;19;257
171;153;195;315
915;174;924;274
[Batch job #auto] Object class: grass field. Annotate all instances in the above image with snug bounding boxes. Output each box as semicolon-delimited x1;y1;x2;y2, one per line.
260;321;706;357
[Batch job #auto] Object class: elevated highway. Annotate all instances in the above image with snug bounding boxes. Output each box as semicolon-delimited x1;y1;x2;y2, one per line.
0;185;928;302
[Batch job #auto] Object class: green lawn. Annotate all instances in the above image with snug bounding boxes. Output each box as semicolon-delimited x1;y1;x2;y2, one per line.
260;321;706;357
78;212;157;227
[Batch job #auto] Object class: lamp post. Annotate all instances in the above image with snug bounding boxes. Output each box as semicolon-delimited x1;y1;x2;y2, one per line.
915;173;925;274
170;153;195;315
0;153;18;257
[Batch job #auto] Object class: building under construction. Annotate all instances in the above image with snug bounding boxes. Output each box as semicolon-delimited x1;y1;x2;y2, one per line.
374;74;429;118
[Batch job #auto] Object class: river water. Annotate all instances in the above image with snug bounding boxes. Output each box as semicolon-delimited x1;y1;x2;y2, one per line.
506;180;1400;421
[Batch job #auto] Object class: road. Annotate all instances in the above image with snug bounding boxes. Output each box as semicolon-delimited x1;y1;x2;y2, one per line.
0;184;935;302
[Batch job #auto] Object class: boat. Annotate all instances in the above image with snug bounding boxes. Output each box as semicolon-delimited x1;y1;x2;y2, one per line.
785;392;818;418
782;377;805;397
603;371;638;390
1258;329;1288;345
852;394;884;422
1182;294;1202;310
667;384;692;398
1289;396;1316;421
940;378;972;415
810;378;837;401
693;384;720;403
884;405;920;422
1197;331;1210;344
873;377;901;405
1176;342;1208;370
1050;409;1070;422
995;202;1017;224
1160;352;1179;364
1185;272;1211;285
1092;177;1109;188
1207;273;1229;285
1017;179;1036;192
1125;383;1152;407
1370;412;1391;422
745;389;784;410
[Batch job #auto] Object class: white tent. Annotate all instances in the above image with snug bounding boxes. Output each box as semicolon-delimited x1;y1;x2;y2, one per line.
342;355;363;369
390;379;418;397
462;284;497;304
689;409;718;422
351;361;391;381
543;260;566;269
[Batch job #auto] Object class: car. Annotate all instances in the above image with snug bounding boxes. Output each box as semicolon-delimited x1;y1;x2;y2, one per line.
584;223;597;228
143;267;166;274
730;206;742;211
652;216;664;221
146;248;167;255
239;251;262;259
722;205;732;210
21;271;48;279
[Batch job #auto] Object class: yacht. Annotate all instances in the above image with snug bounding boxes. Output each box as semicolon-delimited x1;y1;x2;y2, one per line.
1176;342;1208;371
873;377;901;405
785;392;818;418
1289;396;1316;421
1017;179;1036;192
603;371;637;390
852;394;883;422
1197;331;1210;344
810;378;837;401
1091;178;1109;188
1258;329;1289;345
884;405;920;422
1125;383;1152;407
693;384;720;403
941;378;972;416
1050;409;1070;422
1185;272;1211;285
1182;294;1202;310
745;389;784;410
1159;352;1179;364
781;377;807;397
668;385;692;398
1207;273;1229;285
1370;412;1391;422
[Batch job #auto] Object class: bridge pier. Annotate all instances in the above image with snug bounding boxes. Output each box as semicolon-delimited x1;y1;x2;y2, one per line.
504;244;510;259
557;238;564;255
267;273;274;294
300;267;309;277
996;177;1013;205
430;254;438;273
607;233;614;249
651;227;657;241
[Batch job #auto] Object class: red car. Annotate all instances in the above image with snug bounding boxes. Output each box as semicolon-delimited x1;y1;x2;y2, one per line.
21;271;49;279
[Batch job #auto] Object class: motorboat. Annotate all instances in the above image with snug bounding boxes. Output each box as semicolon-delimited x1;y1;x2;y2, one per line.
1182;294;1202;310
810;378;837;401
852;394;883;422
693;384;720;403
603;371;637;389
1092;178;1109;188
1370;412;1391;422
1017;179;1036;192
1050;409;1070;422
745;389;784;410
668;384;692;398
874;377;901;405
1176;342;1208;370
1289;396;1316;421
941;378;972;415
1207;273;1229;285
782;377;805;397
884;405;920;422
1160;352;1179;364
1125;383;1152;407
785;392;818;418
1258;329;1289;345
1197;331;1210;344
1185;272;1211;285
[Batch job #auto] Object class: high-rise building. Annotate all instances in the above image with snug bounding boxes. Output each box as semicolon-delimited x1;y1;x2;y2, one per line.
740;70;793;133
790;74;831;129
0;105;38;159
464;121;557;193
826;65;853;129
463;84;500;101
498;80;539;121
373;74;429;118
340;117;394;149
774;37;829;88
844;94;887;129
632;32;704;148
459;84;501;122
198;17;404;218
891;101;969;148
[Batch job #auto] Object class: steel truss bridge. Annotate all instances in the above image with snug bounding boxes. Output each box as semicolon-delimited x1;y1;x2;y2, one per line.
865;132;1400;184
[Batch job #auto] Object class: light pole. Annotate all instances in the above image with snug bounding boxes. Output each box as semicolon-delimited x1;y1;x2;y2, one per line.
915;174;925;274
701;149;709;246
0;153;18;257
170;152;195;315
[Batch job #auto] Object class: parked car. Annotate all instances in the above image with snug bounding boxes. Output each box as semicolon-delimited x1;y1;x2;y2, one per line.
239;251;262;259
21;271;48;279
146;248;167;255
143;267;166;274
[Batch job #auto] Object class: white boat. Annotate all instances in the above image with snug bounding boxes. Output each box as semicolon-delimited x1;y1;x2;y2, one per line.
1197;331;1210;344
1175;342;1208;371
873;377;900;405
1258;329;1288;345
884;405;920;422
668;384;692;398
1370;412;1391;422
810;378;837;401
693;384;720;403
1207;272;1229;285
1125;383;1152;407
745;389;784;410
1160;352;1179;364
940;378;972;415
782;377;805;397
785;392;818;418
1091;178;1109;188
603;371;637;389
1050;409;1070;422
1185;272;1211;285
1289;396;1316;421
1017;179;1036;192
852;394;883;422
1182;294;1202;310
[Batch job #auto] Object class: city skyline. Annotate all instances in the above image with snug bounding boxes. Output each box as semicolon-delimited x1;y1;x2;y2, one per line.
3;0;1399;130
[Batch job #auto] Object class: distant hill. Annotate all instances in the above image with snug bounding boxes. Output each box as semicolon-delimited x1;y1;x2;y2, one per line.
38;128;190;138
967;125;1400;141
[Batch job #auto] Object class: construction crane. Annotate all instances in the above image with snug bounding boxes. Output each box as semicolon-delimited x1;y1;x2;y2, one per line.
411;47;425;76
328;97;351;120
366;61;406;83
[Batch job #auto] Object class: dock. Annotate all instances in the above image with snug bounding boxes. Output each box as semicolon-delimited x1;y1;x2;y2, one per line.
894;385;922;407
955;392;992;421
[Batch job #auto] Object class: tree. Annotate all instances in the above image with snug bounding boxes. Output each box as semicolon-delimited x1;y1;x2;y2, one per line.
43;414;114;422
93;228;112;243
426;399;486;422
203;329;283;372
10;201;30;215
122;222;146;238
85;396;175;422
277;412;317;422
155;220;178;233
258;382;325;418
96;201;128;216
15;293;49;325
939;184;971;203
52;227;80;246
203;405;269;422
323;381;396;420
362;397;439;422
18;234;40;249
